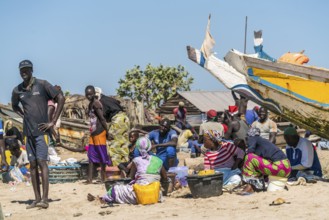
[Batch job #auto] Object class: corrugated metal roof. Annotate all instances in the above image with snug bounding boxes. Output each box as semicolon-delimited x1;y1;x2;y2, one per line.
177;90;258;112
0;108;23;123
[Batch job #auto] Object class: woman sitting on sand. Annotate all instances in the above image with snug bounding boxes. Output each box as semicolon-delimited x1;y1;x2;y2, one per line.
88;136;168;204
239;127;291;194
203;130;245;189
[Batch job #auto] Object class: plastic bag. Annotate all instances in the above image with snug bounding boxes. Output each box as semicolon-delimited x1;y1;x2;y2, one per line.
9;166;24;183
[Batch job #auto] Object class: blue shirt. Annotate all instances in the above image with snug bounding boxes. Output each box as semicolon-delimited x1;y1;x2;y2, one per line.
148;129;178;156
188;140;202;149
286;137;322;177
245;109;259;126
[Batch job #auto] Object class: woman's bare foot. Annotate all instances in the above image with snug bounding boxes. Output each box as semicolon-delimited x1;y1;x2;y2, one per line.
87;193;96;201
237;184;254;195
88;194;106;205
97;196;106;204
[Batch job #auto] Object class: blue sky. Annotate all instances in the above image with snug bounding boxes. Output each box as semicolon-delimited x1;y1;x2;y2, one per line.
1;0;328;104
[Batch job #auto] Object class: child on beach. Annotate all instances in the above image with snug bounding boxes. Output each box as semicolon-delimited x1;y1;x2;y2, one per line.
117;131;139;177
8;139;30;181
118;129;149;177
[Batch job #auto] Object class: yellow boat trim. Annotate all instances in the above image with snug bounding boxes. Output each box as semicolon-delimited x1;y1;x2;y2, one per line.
250;67;329;104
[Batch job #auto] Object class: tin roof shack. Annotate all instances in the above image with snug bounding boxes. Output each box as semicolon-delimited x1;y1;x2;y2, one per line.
0;103;23;131
158;91;258;126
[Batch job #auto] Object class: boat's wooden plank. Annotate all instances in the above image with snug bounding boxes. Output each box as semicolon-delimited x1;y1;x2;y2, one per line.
244;56;329;82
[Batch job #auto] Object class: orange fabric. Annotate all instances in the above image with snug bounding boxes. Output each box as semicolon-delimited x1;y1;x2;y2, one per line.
89;130;107;146
278;52;309;65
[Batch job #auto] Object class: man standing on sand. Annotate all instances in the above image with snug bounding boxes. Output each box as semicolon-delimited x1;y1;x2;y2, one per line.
251;107;277;144
12;60;65;209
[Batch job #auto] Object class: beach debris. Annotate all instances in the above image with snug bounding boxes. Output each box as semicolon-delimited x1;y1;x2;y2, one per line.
4;213;12;217
98;211;112;216
286;177;307;186
269;198;291;206
73;213;83;217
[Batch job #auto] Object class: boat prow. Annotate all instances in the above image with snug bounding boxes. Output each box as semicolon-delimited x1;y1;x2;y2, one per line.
186;46;282;114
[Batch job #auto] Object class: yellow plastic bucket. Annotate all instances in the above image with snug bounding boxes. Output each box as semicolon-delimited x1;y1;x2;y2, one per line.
267;176;287;192
133;181;160;205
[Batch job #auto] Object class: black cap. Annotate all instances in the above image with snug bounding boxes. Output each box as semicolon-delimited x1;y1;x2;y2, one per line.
19;60;33;69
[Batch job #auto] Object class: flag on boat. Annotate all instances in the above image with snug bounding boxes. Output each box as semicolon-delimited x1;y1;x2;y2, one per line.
201;14;215;59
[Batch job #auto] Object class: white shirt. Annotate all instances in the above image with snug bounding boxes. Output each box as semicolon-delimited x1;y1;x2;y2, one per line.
286;137;314;169
11;150;29;166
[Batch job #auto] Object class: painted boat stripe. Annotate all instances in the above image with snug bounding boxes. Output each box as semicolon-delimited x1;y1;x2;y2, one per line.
248;68;329;107
231;84;282;113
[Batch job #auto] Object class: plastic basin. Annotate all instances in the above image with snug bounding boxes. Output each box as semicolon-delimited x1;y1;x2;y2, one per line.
187;173;223;198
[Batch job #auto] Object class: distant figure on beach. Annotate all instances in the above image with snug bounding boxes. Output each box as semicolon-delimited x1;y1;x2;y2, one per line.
198;109;224;144
148;118;178;170
173;101;188;130
284;127;322;179
95;87;130;166
231;91;248;118
224;107;249;141
0;117;8;171
11;60;64;209
47;85;63;146
4;119;23;145
85;85;112;183
251;107;277;144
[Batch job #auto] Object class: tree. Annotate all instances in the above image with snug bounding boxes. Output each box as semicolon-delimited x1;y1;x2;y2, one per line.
117;64;194;109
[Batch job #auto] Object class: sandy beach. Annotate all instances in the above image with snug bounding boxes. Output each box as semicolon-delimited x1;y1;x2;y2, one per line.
1;150;329;220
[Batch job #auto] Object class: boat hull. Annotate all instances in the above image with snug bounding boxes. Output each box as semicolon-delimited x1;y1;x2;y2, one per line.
225;50;329;139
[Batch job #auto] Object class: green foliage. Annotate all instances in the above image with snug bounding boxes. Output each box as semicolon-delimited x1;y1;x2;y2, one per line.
117;64;194;109
64;91;71;97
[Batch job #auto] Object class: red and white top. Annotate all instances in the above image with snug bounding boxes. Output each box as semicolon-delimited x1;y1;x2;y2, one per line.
204;142;245;169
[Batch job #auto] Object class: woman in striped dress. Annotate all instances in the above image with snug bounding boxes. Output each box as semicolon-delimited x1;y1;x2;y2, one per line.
203;130;245;188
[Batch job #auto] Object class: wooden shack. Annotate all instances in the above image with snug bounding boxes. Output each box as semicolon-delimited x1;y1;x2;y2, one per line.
157;90;257;126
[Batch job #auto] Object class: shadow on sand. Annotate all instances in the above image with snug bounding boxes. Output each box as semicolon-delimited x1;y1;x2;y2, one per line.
11;198;61;205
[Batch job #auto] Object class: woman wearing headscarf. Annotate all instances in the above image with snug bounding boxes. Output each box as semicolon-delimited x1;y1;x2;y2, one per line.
4;120;23;145
203;130;245;188
240;127;291;194
88;137;168;204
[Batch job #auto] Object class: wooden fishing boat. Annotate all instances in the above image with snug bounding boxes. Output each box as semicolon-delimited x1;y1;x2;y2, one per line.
0;94;147;147
0;103;89;147
224;49;329;139
187;17;329;139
